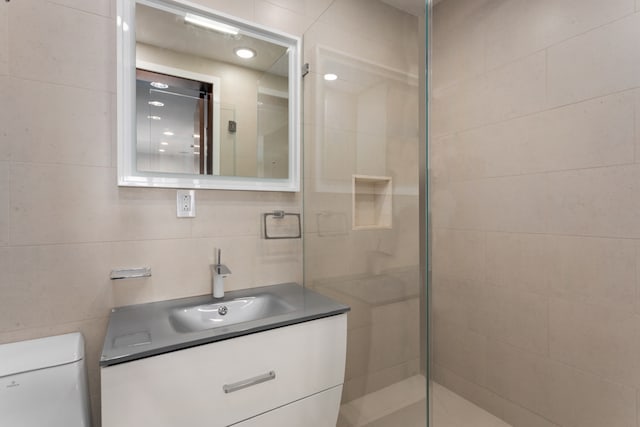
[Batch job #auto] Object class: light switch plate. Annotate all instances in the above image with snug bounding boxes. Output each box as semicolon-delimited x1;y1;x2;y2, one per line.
177;190;195;217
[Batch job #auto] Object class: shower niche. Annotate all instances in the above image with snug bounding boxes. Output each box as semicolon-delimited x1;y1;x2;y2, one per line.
352;175;392;230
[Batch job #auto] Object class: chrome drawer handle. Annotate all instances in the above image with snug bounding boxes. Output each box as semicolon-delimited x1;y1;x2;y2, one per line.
223;371;276;394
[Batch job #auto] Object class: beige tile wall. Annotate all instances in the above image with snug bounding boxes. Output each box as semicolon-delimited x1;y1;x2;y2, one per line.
0;0;331;426
432;0;640;426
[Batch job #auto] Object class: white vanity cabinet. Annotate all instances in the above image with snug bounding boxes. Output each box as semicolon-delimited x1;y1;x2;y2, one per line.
101;314;347;427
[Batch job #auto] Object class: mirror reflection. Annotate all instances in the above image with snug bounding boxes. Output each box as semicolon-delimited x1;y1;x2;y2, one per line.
134;1;290;179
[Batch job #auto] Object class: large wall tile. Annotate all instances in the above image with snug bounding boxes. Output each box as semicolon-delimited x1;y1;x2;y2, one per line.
547;12;640;107
485;232;553;296
433;320;487;386
0;162;7;246
438;91;635;183
484;0;634;70
9;0;115;91
6;78;112;167
432;0;487;90
547;164;640;238
432;228;485;282
549;298;639;388
546;360;636;427
9;163;192;245
552;236;636;311
432;51;546;136
0;1;7;75
0;244;112;334
49;0;113;17
192;189;300;238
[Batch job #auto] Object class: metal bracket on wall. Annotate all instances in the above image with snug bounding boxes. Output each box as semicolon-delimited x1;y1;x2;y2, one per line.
263;211;302;239
302;63;310;77
110;267;152;280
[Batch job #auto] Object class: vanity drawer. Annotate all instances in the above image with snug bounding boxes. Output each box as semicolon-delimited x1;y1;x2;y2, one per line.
101;314;347;427
235;385;343;427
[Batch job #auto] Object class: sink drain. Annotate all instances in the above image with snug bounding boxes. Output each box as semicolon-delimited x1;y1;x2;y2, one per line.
218;306;228;316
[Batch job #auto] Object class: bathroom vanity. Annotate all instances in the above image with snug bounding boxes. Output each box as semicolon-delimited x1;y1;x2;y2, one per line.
100;283;349;427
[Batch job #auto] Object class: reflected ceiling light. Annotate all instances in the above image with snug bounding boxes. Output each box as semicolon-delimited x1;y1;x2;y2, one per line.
160;141;169;146
158;149;166;153
194;152;200;155
147;115;161;120
150;82;168;89
193;134;200;138
185;13;239;35
235;48;256;59
148;101;164;107
163;131;174;136
324;73;338;81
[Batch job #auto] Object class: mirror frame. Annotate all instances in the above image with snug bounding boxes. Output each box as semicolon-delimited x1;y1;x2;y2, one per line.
116;0;301;191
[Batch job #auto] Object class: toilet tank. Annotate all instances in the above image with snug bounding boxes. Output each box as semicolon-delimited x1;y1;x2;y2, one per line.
0;333;91;427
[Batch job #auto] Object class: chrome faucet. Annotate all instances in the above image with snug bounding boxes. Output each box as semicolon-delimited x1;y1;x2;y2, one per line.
211;249;231;298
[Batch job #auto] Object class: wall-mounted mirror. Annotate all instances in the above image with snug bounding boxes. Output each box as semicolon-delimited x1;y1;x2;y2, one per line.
117;0;301;191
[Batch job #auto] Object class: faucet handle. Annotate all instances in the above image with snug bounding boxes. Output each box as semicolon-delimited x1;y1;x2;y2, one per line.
212;263;231;275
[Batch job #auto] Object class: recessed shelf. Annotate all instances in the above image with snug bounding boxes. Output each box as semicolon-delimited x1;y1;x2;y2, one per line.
352;175;392;230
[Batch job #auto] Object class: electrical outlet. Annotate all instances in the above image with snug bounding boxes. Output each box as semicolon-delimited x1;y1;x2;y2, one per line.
177;190;195;217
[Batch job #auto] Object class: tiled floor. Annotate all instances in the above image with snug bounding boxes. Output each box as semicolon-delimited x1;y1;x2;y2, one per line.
338;375;512;427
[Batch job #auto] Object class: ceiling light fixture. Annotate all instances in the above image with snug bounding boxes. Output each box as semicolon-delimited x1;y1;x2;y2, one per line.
163;131;174;136
147;115;161;120
193;134;200;138
185;13;239;35
148;101;164;107
324;73;338;81
150;82;168;89
158;149;166;153
160;141;169;146
235;48;256;59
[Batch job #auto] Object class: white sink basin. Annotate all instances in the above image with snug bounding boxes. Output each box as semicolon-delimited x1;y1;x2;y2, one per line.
169;294;295;333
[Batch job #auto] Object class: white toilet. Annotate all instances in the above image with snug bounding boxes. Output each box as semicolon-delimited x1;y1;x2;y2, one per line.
0;332;91;426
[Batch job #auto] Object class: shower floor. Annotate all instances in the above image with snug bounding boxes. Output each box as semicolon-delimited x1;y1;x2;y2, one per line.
338;375;512;427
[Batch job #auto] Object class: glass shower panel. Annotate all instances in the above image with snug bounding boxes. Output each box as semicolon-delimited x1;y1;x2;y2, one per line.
302;2;425;426
429;1;640;426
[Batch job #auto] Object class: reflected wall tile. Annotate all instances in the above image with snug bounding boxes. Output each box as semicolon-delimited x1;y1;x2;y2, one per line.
9;0;115;92
0;243;112;334
549;298;639;389
484;0;634;71
0;162;7;246
547;164;640;238
7;78;111;167
547;13;640;107
10;163;192;245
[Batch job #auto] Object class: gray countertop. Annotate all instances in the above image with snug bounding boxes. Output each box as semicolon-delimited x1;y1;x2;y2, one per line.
100;283;350;367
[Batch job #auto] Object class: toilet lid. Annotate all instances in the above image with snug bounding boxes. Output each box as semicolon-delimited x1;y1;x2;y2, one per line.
0;332;84;378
